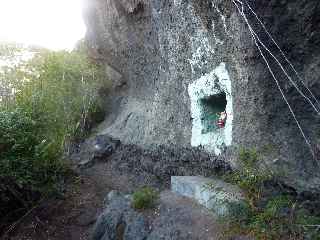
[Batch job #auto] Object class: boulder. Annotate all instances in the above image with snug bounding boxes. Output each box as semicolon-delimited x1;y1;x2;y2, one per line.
93;194;148;240
70;134;120;168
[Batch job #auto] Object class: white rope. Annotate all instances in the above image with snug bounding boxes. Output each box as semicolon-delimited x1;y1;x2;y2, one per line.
232;0;317;160
244;0;320;110
234;0;320;115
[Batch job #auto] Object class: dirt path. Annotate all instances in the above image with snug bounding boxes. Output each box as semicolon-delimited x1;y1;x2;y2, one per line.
3;158;165;240
2;141;231;240
4;172;109;240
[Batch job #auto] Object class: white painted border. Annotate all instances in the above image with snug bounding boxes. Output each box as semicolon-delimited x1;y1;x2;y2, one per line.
188;63;233;155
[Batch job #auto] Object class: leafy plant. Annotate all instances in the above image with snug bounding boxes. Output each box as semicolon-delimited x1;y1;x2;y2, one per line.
224;148;272;204
0;42;110;234
132;187;159;210
222;148;320;240
0;108;66;183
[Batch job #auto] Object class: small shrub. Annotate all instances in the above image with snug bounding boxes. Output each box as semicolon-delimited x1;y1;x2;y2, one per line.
224;148;272;204
295;209;320;240
221;148;320;239
0;42;110;234
239;147;258;168
132;187;159;210
0;109;67;190
226;200;253;225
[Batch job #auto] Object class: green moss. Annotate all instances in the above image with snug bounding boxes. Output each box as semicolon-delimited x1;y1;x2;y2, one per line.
132;187;159;210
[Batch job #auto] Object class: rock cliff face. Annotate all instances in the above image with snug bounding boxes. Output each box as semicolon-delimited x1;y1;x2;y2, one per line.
83;0;320;192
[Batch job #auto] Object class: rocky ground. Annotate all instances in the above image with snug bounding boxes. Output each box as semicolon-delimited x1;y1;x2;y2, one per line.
93;190;223;240
3;170;107;240
3;135;235;240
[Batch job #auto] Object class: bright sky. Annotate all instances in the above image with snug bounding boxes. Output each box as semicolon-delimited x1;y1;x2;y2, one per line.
0;0;86;50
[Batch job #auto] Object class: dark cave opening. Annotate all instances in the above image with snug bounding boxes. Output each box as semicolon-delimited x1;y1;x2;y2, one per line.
200;92;227;134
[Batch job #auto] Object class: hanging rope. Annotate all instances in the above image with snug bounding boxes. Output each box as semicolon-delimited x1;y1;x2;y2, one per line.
234;0;320;115
244;0;320;110
232;0;318;162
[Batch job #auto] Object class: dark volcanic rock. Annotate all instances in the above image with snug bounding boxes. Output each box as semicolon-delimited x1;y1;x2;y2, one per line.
93;195;149;240
109;144;231;185
70;134;120;168
83;0;320;192
93;191;223;240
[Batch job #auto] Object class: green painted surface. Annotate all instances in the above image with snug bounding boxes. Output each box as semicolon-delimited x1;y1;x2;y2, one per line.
200;93;227;134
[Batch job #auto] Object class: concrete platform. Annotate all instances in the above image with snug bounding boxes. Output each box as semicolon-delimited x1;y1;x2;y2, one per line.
171;176;245;217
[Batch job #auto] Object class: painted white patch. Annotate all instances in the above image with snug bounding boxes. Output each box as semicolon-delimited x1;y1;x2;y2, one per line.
173;0;183;6
186;2;228;74
212;2;228;33
186;4;215;75
211;21;224;45
188;63;233;155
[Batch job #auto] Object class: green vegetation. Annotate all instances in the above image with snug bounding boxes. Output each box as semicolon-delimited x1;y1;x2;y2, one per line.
0;109;68;192
132;187;159;210
223;148;320;240
0;42;109;231
224;148;272;204
226;195;320;239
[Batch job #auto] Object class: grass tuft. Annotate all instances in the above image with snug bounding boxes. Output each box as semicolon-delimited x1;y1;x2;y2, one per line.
132;187;159;210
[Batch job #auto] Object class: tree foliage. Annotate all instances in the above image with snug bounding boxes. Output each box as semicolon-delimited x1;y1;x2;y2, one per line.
0;42;109;233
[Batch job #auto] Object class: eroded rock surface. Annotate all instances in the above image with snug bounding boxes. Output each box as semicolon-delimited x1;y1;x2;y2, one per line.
83;0;320;192
93;191;223;240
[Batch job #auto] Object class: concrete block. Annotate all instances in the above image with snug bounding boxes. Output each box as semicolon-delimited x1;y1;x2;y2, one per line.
171;176;245;217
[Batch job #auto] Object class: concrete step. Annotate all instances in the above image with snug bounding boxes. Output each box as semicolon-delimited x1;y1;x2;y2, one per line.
171;176;245;217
